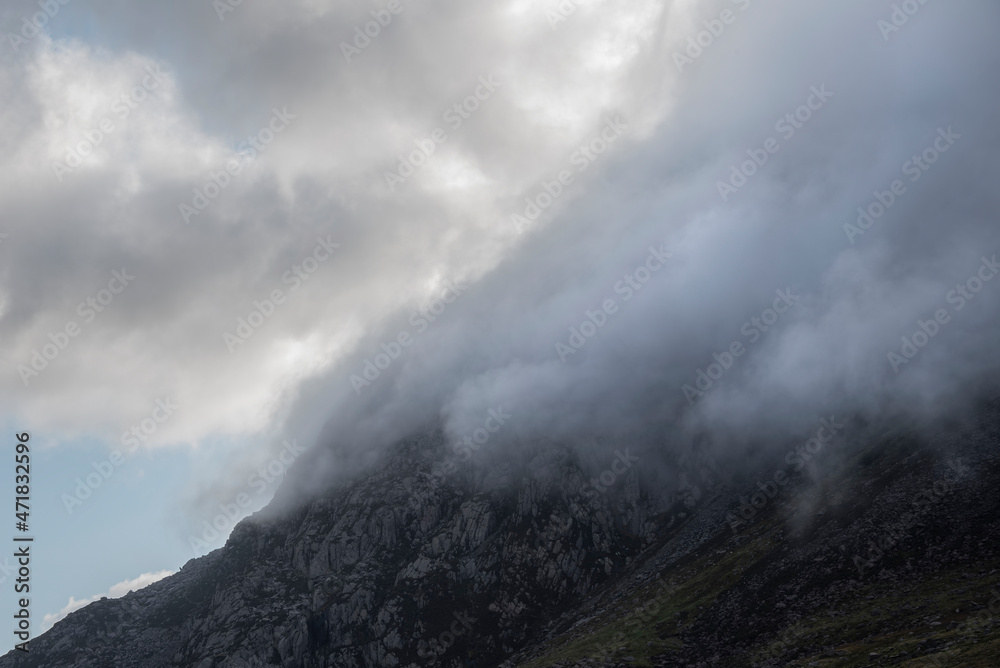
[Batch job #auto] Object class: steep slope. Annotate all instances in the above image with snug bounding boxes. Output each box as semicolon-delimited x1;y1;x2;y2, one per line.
4;403;1000;667
1;430;675;667
507;409;1000;667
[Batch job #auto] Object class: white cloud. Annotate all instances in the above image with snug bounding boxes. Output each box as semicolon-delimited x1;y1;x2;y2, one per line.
0;0;677;481
2;0;998;568
42;570;174;631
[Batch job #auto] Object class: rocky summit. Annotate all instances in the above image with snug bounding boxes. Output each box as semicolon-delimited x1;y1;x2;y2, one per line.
4;403;1000;667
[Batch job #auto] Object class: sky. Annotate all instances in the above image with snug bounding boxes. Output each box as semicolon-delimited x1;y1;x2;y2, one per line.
1;0;999;649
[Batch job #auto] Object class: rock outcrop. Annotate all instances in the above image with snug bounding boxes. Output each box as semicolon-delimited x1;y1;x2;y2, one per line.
4;403;1000;667
1;430;673;667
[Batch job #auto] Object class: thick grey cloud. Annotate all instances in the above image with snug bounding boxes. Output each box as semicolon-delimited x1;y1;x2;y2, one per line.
0;0;997;526
277;0;1000;499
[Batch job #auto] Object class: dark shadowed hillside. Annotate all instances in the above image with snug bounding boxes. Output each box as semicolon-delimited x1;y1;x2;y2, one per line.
4;400;1000;667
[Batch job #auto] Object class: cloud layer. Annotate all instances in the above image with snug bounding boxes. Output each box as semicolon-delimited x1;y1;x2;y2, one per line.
1;0;998;520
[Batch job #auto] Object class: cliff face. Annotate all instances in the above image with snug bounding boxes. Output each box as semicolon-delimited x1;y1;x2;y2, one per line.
506;408;1000;668
2;430;677;668
5;405;1000;668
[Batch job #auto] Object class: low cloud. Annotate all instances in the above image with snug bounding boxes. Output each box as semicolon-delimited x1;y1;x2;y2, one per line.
0;0;997;524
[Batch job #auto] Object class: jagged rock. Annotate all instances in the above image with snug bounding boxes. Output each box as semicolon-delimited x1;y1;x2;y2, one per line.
1;431;664;667
5;404;1000;667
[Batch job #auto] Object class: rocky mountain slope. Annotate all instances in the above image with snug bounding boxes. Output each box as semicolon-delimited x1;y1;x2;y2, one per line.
1;430;678;667
3;403;1000;667
506;405;1000;668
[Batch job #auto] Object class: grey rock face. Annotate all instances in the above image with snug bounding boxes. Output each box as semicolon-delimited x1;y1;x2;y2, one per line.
8;409;1000;668
1;430;673;668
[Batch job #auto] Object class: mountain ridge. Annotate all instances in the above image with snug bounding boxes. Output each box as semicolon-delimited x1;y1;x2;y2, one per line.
5;404;1000;667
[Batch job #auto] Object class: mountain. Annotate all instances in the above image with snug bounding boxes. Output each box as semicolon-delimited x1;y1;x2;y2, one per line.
4;403;1000;667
